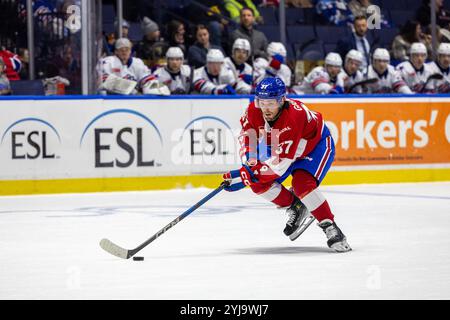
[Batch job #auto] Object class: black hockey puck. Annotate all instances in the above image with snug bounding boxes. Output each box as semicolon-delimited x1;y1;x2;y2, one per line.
133;256;144;261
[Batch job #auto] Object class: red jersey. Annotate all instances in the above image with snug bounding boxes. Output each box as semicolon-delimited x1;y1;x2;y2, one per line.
0;50;22;80
239;98;324;181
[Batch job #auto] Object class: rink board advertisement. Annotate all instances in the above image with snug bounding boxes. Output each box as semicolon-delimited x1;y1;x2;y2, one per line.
304;98;450;167
0;96;449;194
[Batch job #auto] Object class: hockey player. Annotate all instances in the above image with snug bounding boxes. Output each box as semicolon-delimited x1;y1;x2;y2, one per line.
152;47;192;94
224;38;253;94
365;48;412;94
292;52;345;94
0;47;22;80
254;42;292;88
223;77;351;252
428;43;450;93
193;49;237;95
341;50;365;93
100;38;156;95
396;42;435;93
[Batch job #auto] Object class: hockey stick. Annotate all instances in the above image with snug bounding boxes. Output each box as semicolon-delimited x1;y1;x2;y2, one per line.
420;73;443;93
347;77;378;93
100;182;229;259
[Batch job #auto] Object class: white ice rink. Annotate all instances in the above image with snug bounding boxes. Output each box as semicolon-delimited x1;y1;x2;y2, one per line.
1;182;449;300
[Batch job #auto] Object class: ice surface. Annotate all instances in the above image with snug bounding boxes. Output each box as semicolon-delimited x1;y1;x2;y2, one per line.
0;182;449;299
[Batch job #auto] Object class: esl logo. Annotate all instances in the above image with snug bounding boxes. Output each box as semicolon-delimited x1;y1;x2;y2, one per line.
80;109;163;168
1;118;61;160
172;116;238;165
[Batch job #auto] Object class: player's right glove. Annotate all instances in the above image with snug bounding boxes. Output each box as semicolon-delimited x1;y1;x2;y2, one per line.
269;54;284;70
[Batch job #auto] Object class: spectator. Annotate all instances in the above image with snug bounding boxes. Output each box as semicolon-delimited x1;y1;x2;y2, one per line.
193;49;237;95
224;38;253;94
396;42;435;93
415;0;450;29
0;47;22;80
224;0;263;24
428;43;450;92
316;0;354;26
365;48;412;94
348;0;390;27
135;17;169;70
341;49;365;93
188;25;224;69
336;15;373;71
230;7;268;60
153;47;192;94
292;52;345;94
0;58;11;95
100;38;155;95
166;20;187;56
254;42;292;87
103;20;131;56
391;20;432;61
185;0;230;48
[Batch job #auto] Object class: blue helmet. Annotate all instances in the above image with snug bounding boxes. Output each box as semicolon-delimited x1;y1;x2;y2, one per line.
255;77;286;101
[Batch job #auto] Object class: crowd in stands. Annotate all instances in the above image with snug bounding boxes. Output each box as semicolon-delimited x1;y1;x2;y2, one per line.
1;0;450;95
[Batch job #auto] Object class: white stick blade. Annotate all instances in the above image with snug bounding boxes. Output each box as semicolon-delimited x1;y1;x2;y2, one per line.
100;238;129;259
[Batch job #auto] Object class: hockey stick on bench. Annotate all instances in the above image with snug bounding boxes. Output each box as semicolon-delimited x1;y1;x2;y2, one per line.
347;78;378;93
100;182;229;259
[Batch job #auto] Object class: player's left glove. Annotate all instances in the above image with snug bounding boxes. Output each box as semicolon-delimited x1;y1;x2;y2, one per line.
222;165;256;192
239;74;253;85
329;85;344;94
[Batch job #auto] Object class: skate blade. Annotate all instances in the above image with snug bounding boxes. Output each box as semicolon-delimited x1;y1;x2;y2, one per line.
289;215;315;241
330;239;352;253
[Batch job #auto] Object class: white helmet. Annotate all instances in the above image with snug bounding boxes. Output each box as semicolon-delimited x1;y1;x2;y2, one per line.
438;43;450;55
345;49;363;63
373;48;390;62
232;38;251;54
115;38;132;49
267;42;287;58
325;52;343;67
410;42;427;56
166;47;184;59
207;49;225;63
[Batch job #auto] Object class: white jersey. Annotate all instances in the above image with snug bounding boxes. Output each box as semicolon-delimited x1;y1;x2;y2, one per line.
427;61;450;93
365;65;412;94
153;65;192;94
396;61;435;93
223;57;253;94
193;65;236;95
100;55;153;89
340;68;365;93
253;57;291;88
292;66;345;94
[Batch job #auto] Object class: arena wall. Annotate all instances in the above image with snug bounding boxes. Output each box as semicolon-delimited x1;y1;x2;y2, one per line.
1;94;449;195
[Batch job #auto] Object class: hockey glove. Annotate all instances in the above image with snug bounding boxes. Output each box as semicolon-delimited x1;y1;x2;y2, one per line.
219;84;237;95
269;54;284;70
239;74;253;85
223;165;258;192
329;85;344;94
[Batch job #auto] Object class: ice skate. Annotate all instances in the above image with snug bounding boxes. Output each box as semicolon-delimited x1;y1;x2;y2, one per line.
318;219;352;252
283;196;314;241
